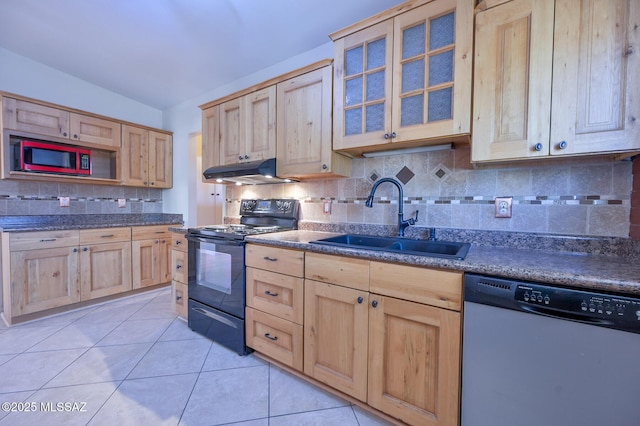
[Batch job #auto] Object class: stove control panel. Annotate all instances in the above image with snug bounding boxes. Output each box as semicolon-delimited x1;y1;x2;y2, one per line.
240;199;299;218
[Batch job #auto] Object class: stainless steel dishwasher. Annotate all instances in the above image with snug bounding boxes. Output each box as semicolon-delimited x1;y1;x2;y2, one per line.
462;273;640;426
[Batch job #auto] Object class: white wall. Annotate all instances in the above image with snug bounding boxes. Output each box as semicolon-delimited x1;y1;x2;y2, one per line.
0;47;163;128
162;42;334;226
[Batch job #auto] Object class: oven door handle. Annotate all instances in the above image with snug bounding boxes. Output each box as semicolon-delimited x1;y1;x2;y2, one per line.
185;234;245;246
191;307;238;328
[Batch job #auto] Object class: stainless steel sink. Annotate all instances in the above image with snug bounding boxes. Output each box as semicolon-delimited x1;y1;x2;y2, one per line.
309;234;470;260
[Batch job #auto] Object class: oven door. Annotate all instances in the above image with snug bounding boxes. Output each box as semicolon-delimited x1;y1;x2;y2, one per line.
186;234;245;319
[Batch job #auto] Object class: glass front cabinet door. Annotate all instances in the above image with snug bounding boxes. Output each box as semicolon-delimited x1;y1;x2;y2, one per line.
332;0;473;153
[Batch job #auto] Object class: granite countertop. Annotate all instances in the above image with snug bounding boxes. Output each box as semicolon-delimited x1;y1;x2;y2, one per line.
0;214;183;232
246;230;640;296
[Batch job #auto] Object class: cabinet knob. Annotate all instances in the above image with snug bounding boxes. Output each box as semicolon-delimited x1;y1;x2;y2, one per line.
558;141;568;150
176;264;182;270
63;132;68;137
384;133;390;140
239;156;243;161
73;134;78;139
176;295;182;301
322;164;328;170
534;143;543;151
357;296;364;304
83;247;89;252
371;300;378;308
391;132;396;138
244;154;249;160
73;248;78;253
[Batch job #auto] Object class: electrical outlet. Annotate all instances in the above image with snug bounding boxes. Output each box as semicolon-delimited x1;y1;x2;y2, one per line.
59;196;70;207
323;200;332;215
118;198;127;208
495;197;512;218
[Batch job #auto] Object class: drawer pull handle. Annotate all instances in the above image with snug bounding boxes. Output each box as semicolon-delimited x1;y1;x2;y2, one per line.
264;333;278;341
265;290;279;297
176;265;183;270
263;256;278;262
176;295;182;301
176;240;183;245
100;234;115;238
39;238;57;242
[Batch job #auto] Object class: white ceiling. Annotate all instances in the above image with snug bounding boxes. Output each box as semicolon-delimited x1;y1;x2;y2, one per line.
0;0;403;110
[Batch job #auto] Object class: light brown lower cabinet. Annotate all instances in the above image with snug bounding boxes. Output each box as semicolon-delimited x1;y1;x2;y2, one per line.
132;226;172;289
303;279;370;402
79;227;132;301
9;245;80;317
171;232;188;319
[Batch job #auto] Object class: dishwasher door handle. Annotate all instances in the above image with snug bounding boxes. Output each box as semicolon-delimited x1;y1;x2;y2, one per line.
521;304;615;327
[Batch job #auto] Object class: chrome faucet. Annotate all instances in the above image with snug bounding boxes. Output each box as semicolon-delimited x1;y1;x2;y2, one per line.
365;177;418;237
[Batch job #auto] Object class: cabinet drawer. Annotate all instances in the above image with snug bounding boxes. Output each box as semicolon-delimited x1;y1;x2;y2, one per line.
171;249;188;284
246;244;304;277
132;225;171;240
172;281;188;319
246;267;303;324
246;307;303;371
79;227;131;244
370;261;463;311
9;230;79;251
305;252;369;291
172;232;188;252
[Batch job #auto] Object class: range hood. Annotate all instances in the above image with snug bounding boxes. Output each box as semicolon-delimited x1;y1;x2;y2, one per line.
202;158;296;185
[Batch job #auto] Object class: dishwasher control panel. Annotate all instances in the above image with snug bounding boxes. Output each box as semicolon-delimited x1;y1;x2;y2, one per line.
514;283;640;332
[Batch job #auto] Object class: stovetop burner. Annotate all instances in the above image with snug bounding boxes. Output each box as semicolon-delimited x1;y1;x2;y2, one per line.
188;199;299;241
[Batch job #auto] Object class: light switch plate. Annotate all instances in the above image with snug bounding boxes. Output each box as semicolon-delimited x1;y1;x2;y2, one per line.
59;196;70;207
495;197;512;218
118;198;127;208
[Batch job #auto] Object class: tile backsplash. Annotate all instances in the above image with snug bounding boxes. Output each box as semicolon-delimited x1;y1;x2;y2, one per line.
0;180;163;215
227;146;632;238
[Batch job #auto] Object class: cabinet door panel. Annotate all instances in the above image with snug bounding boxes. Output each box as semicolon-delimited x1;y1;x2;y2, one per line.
201;106;220;172
121;125;148;186
2;98;70;138
148;131;173;188
244;86;276;161
132;239;170;289
368;296;461;426
334;20;394;150
219;98;242;165
551;0;640;155
472;0;554;161
276;66;334;177
11;247;79;316
70;113;121;147
304;280;369;401
80;241;132;300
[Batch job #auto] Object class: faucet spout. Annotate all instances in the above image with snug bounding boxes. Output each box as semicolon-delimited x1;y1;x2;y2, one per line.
365;177;416;237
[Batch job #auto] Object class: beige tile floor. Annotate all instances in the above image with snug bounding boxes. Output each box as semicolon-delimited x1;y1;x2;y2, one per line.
0;287;393;426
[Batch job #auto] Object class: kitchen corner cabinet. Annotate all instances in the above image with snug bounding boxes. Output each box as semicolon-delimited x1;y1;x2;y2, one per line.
2;97;121;148
132;226;172;289
171;232;188;319
472;0;640;162
79;227;132;300
121;125;173;188
331;0;474;155
219;86;276;166
245;244;304;371
276;65;351;179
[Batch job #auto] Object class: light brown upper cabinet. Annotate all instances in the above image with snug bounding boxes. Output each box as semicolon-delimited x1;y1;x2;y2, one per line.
2;97;121;148
331;0;474;156
219;86;276;166
472;0;640;162
121;124;173;188
276;65;351;178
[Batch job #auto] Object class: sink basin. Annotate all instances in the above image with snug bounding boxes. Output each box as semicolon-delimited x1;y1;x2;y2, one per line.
309;234;470;260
